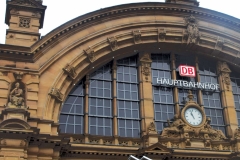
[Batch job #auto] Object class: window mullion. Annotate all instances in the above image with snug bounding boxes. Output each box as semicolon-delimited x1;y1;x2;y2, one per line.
84;75;90;142
112;60;118;142
171;53;180;117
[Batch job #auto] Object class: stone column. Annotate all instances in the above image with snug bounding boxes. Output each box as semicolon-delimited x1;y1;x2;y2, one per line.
217;61;237;137
171;54;180;117
84;74;90;143
139;53;157;147
112;60;118;145
195;57;203;106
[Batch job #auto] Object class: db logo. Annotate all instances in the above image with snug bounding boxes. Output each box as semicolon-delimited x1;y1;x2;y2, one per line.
179;65;196;77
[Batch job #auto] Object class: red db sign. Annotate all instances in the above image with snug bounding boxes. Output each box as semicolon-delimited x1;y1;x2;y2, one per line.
179;65;196;77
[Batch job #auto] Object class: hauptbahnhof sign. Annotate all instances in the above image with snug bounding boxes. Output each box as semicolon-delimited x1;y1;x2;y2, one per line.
156;78;219;90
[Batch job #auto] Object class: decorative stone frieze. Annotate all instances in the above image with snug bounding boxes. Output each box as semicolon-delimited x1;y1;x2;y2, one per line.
107;36;118;51
184;15;201;44
49;88;64;102
133;30;141;44
63;64;77;79
84;47;95;62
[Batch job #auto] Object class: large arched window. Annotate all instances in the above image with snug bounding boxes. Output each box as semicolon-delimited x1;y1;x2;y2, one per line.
59;53;226;136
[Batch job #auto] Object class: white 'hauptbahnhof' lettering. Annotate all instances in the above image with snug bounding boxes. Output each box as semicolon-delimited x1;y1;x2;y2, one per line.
157;78;219;90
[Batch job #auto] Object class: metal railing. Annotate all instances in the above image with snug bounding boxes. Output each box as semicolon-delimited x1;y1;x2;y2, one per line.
128;155;152;160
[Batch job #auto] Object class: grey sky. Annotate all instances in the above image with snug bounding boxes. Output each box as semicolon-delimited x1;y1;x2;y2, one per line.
0;0;240;44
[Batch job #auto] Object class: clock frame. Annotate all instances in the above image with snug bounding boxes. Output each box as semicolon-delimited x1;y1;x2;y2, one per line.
181;103;206;128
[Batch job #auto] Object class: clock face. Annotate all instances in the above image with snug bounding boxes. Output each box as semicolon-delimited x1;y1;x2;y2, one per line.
184;107;203;126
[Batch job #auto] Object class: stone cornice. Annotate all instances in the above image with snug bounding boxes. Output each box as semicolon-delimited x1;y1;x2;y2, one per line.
0;2;240;63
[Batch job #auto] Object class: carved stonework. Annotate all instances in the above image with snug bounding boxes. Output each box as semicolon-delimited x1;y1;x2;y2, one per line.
140;53;152;81
216;37;225;50
103;140;113;145
89;139;99;144
234;128;240;139
107;37;118;51
84;47;95;62
184;15;201;44
160;91;226;148
13;72;25;80
217;61;231;91
133;30;141;44
63;64;77;79
19;17;31;28
148;122;158;134
119;141;128;146
49;88;64;102
159;28;166;41
7;82;26;109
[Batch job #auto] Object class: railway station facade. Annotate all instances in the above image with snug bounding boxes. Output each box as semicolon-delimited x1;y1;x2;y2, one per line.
0;0;240;159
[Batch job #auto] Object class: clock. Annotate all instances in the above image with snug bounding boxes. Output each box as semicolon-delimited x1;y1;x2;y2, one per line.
184;107;203;126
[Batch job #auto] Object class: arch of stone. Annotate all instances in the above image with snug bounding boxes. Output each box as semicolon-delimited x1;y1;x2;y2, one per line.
0;0;240;159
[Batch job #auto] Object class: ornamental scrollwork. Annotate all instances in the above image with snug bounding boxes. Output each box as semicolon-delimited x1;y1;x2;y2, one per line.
184;15;201;44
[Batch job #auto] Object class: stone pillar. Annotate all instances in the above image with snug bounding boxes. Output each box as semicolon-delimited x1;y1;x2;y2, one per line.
112;60;119;145
139;53;157;147
217;61;237;137
170;54;180;117
84;74;90;143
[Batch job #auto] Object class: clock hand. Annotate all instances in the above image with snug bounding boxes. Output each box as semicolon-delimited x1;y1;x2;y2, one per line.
191;111;195;119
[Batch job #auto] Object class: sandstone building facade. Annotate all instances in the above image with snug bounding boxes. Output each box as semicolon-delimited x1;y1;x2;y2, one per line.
0;0;240;159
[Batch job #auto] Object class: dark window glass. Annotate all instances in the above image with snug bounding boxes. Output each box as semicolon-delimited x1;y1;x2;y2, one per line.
151;54;174;133
117;56;140;138
89;63;113;136
231;74;240;127
59;81;84;134
198;59;225;134
178;89;197;107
